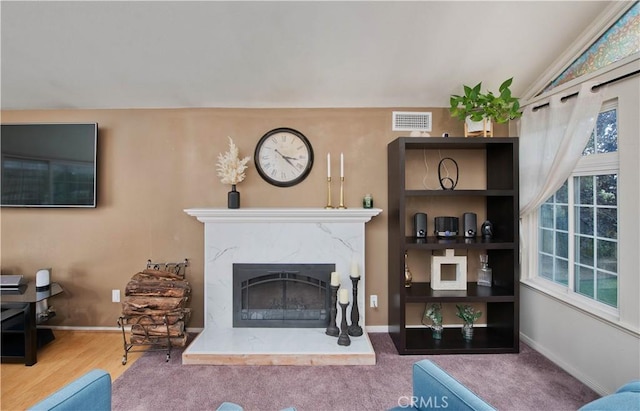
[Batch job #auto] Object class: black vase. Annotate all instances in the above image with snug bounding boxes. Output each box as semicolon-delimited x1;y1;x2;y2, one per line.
228;185;240;209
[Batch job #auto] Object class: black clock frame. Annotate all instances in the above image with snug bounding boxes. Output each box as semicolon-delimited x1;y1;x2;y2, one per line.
254;127;314;187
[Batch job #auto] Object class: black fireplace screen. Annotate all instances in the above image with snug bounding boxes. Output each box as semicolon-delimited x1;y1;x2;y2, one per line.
233;263;334;328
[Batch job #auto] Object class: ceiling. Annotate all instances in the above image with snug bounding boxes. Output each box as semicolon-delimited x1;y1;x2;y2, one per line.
1;1;612;110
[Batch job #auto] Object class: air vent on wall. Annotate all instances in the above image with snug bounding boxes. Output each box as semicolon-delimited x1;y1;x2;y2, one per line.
392;111;432;132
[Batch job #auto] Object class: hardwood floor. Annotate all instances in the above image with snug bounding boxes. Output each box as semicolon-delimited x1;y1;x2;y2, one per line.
1;330;146;410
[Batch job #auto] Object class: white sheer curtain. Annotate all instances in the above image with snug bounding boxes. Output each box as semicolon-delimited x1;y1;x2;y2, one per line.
519;81;604;277
520;82;604;216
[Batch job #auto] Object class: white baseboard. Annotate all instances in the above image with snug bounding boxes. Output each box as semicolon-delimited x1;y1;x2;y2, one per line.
365;325;389;333
519;332;610;396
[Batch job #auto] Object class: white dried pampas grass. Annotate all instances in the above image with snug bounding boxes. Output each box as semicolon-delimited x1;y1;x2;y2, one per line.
216;137;251;185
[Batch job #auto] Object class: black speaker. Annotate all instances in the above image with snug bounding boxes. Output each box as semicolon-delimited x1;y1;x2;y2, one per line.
463;212;477;238
434;216;459;237
413;213;427;238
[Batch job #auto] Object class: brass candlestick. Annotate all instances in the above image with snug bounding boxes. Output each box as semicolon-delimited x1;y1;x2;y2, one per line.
325;177;334;209
337;177;346;209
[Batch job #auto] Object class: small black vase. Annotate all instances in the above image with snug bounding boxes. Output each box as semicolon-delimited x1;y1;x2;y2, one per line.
228;185;240;209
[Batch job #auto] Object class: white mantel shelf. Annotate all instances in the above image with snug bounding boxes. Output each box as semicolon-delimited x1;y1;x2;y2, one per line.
183;206;382;366
184;207;382;223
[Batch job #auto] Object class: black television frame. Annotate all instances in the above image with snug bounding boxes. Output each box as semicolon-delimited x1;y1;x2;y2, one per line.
0;122;98;208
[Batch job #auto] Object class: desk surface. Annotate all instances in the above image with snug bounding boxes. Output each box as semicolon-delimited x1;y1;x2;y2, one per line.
1;282;63;303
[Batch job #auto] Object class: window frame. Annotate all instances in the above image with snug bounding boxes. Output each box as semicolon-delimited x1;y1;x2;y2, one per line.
530;99;620;321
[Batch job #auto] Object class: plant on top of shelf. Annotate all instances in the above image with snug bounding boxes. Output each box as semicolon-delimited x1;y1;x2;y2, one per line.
449;77;522;124
450;78;522;137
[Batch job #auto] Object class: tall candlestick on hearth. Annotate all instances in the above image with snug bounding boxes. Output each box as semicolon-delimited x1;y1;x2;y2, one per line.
325;283;340;337
348;275;363;336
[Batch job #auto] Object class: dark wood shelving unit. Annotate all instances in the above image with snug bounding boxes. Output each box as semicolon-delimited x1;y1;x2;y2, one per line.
405;189;516;197
404;236;516;250
404;282;515;303
404;326;515;354
387;137;519;355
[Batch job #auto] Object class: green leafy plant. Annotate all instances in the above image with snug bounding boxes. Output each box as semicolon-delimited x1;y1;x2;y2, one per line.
422;303;443;326
449;77;522;124
455;304;482;325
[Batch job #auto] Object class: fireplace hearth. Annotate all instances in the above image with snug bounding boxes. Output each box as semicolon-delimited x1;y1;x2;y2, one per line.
233;263;334;328
183;207;381;365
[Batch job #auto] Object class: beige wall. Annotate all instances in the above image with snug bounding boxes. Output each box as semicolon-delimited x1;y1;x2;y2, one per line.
1;108;508;328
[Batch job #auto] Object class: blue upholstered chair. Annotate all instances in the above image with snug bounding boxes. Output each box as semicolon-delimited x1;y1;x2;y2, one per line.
388;360;495;411
27;369;111;411
579;380;640;411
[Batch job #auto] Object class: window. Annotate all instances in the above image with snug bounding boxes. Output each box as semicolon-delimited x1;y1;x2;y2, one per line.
537;103;619;309
541;2;639;93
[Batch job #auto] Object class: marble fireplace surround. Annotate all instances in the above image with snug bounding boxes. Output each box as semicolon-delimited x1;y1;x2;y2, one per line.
182;207;382;365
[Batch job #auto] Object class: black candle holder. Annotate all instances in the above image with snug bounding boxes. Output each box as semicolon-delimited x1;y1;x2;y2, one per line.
337;301;351;346
325;284;340;337
348;276;363;337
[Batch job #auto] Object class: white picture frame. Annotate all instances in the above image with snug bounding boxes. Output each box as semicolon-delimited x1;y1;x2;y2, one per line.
431;249;467;290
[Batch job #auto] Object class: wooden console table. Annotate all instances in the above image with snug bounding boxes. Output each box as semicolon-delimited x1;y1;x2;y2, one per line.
1;282;63;366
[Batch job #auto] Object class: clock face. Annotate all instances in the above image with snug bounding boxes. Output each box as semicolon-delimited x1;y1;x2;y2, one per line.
254;128;314;187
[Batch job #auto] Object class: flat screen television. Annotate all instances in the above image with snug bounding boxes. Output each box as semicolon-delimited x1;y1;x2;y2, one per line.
1;123;98;207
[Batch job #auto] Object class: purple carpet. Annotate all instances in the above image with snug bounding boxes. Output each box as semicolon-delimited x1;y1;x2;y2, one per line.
112;333;599;410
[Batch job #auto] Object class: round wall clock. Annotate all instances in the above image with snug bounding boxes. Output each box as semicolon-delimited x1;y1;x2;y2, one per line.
254;128;314;187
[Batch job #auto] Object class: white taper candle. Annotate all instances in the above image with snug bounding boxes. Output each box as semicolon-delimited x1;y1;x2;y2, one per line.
338;288;349;304
350;260;359;278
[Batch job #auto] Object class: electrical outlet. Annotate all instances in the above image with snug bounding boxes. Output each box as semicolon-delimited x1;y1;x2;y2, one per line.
370;294;378;308
112;289;120;303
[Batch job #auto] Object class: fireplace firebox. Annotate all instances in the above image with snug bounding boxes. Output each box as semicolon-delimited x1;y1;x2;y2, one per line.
233;263;334;328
